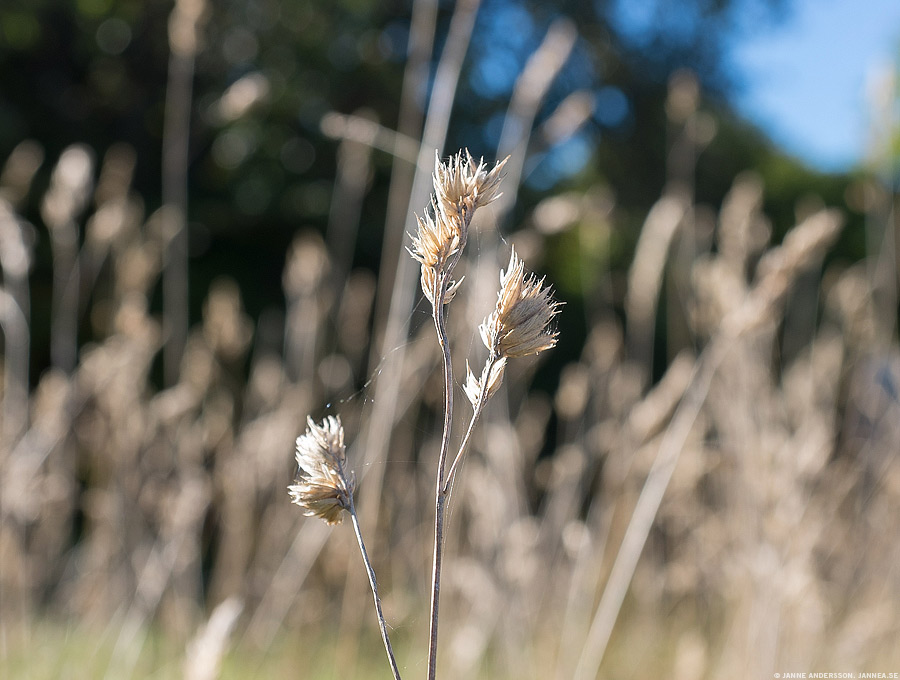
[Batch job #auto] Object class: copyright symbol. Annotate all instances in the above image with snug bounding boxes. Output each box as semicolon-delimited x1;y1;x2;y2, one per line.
775;675;780;678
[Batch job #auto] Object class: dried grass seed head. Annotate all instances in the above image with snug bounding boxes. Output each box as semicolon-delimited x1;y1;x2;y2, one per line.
409;199;460;268
464;357;507;407
433;150;507;227
480;248;561;358
420;264;464;305
289;415;355;525
408;196;464;305
409;150;507;305
41;144;95;230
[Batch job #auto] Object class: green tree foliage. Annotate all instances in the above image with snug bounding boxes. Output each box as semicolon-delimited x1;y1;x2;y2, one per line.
1;0;857;357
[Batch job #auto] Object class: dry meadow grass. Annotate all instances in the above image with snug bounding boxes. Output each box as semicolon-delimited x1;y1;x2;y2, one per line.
1;27;900;680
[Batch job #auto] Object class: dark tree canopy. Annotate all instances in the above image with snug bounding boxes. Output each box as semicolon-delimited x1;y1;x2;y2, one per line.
1;0;845;351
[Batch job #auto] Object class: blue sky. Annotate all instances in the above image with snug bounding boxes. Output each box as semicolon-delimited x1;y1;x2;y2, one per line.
730;0;900;173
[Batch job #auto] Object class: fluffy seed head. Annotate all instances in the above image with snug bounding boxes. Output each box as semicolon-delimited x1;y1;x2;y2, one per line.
409;150;507;306
433;150;507;228
289;415;355;525
480;248;562;358
408;201;460;268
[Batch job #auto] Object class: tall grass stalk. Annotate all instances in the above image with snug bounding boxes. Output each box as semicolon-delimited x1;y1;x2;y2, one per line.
288;415;402;679
348;494;403;680
162;0;206;385
407;152;559;679
335;2;481;671
283;151;560;680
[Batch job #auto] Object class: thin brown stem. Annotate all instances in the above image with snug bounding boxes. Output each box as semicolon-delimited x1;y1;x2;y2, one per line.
162;0;206;385
427;265;454;680
49;219;79;373
351;4;471;659
442;355;499;496
348;497;403;680
161;48;194;386
427;489;446;680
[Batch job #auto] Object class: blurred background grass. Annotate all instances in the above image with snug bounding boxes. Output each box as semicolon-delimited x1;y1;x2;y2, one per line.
1;0;899;678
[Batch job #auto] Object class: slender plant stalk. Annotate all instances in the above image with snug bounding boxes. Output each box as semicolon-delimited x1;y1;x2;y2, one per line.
0;290;29;447
492;18;577;225
419;154;553;680
325;111;374;292
49;228;78;373
351;4;478;643
161;48;192;386
289;415;404;679
348;495;403;680
162;0;206;385
0;203;32;446
346;29;486;678
426;265;457;680
426;355;497;677
370;0;437;324
442;355;499;495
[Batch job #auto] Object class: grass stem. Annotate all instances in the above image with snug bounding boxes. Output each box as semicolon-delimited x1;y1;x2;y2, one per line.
426;267;455;680
349;498;403;680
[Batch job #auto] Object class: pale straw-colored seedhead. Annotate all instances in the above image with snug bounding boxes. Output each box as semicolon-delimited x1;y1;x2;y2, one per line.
409;151;508;306
409;199;464;304
289;415;355;525
409;200;460;268
480;248;562;358
432;150;507;227
41;145;95;230
464;358;507;407
419;265;464;306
